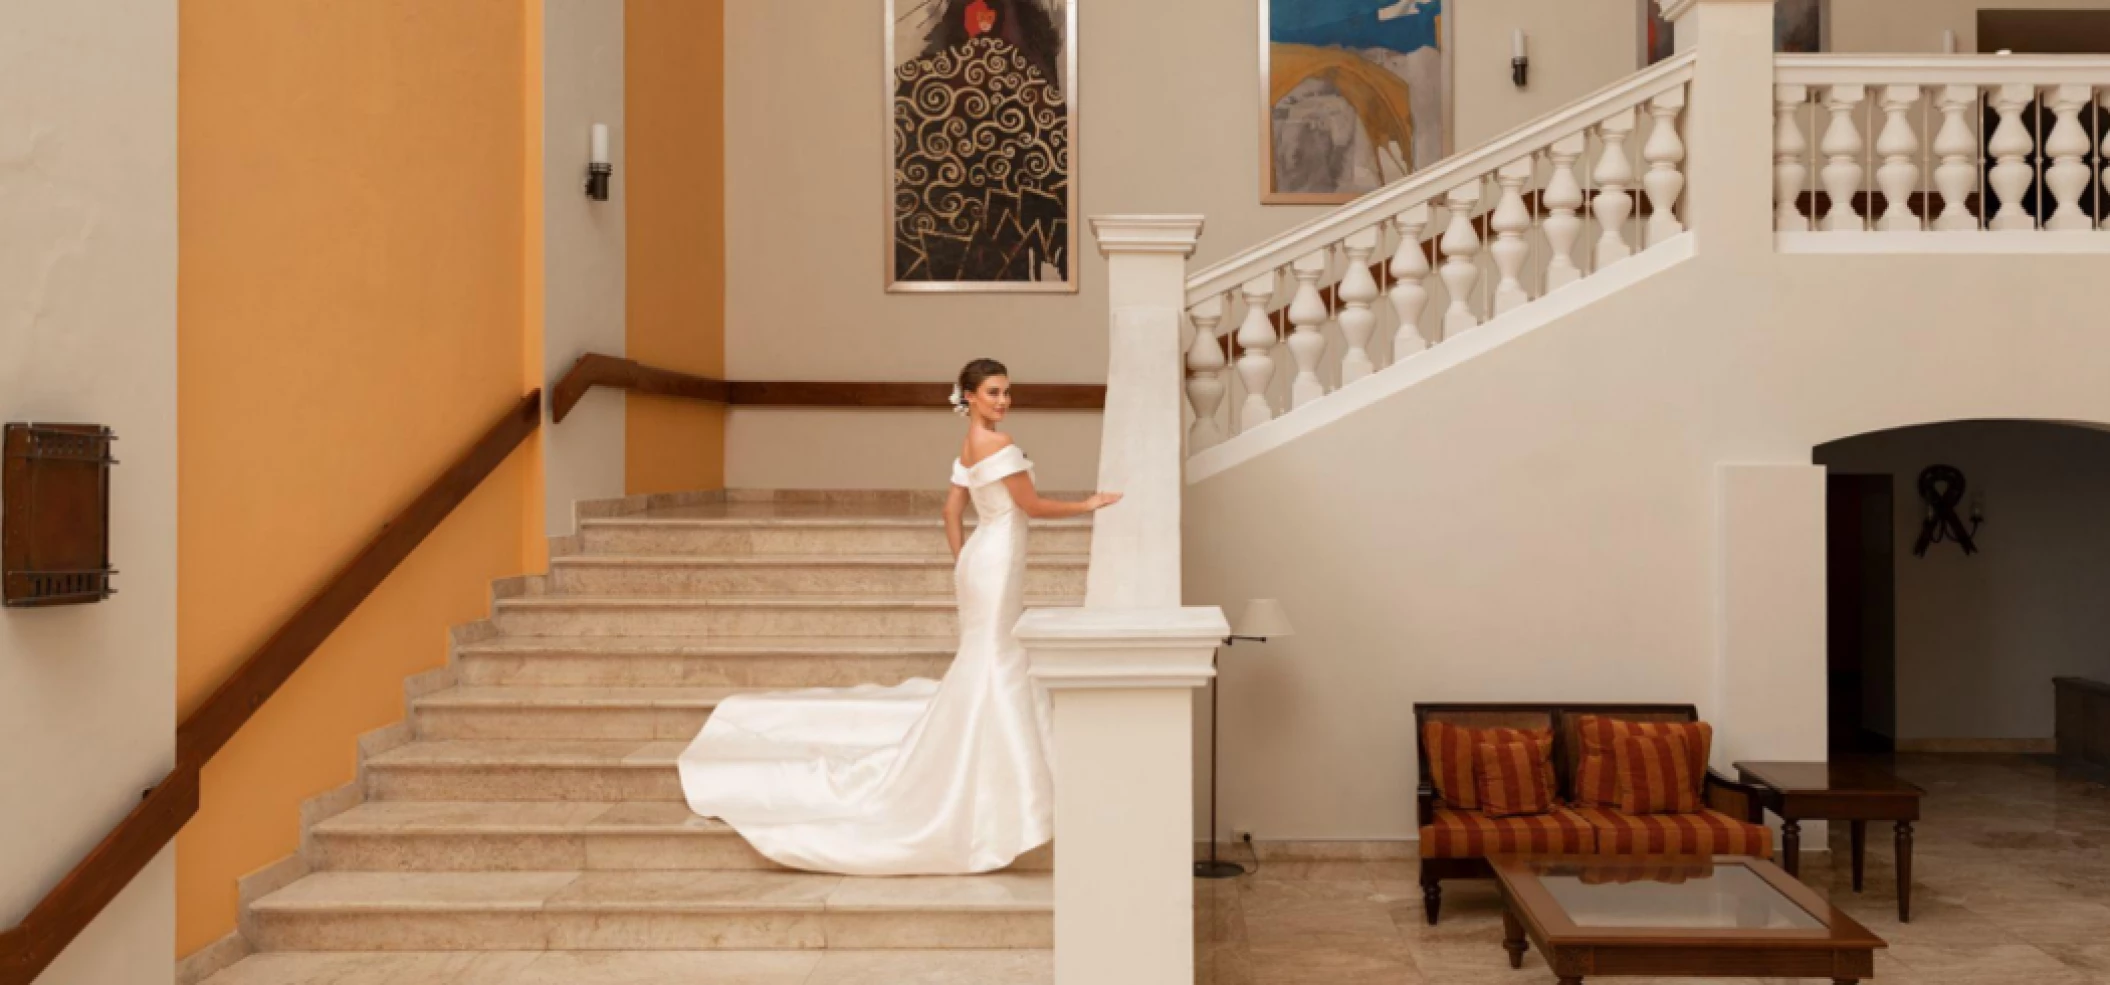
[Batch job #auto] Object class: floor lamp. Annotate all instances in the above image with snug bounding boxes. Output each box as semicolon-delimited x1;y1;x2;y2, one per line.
1196;599;1295;880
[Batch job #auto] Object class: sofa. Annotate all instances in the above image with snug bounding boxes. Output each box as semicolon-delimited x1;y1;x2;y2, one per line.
1413;702;1772;923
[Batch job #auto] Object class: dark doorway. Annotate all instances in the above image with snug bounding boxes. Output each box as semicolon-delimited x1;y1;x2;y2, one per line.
1827;474;1896;755
1979;9;2110;54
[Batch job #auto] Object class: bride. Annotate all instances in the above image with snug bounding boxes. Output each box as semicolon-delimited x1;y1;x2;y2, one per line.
677;358;1122;875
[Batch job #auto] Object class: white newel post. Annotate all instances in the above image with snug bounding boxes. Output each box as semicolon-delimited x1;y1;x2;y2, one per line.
1022;215;1229;985
1663;0;1777;258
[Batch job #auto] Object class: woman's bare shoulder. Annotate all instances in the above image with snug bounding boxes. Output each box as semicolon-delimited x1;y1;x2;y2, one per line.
962;429;1014;465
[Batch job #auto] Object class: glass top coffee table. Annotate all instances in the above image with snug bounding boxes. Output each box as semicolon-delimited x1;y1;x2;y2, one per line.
1490;855;1884;983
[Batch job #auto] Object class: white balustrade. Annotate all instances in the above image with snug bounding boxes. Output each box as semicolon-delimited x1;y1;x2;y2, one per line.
1874;85;1921;232
1175;58;1694;453
1932;85;1978;231
1774;85;1811;232
1988;84;2037;231
1819;84;1866;231
2044;84;2094;230
1387;204;1432;359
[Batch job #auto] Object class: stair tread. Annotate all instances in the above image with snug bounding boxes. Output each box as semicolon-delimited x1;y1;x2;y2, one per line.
314;800;721;834
251;869;1054;913
458;635;957;655
415;685;773;709
201;950;1051;985
552;553;1088;566
366;738;686;768
495;594;1082;608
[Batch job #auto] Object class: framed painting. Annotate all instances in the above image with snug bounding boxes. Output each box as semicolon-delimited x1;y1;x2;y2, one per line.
886;0;1078;293
1262;0;1452;206
1643;0;1825;66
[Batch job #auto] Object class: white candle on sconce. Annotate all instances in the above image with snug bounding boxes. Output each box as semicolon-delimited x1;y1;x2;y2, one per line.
590;123;610;165
1513;28;1526;60
1942;29;1958;54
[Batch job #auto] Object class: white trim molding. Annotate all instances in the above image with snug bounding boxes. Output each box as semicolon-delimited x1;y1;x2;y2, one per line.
1088;215;1206;257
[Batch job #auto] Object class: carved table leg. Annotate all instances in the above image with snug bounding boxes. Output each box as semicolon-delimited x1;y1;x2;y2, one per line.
1897;820;1914;922
1422;880;1442;925
1781;819;1802;877
1850;820;1866;892
1833;979;1859;984
1502;906;1526;969
1558;978;1584;985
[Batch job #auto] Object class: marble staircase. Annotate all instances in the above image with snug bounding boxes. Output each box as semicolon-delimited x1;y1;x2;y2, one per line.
198;493;1082;985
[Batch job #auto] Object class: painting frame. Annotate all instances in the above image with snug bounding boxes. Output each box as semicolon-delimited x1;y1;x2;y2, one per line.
1259;0;1455;206
1641;0;1827;67
883;0;1081;294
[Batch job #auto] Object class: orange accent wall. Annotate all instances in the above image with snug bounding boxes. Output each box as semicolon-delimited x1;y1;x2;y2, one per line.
175;0;536;956
626;0;728;495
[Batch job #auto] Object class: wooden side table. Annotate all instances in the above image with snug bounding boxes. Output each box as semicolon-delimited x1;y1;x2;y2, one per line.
1735;760;1923;922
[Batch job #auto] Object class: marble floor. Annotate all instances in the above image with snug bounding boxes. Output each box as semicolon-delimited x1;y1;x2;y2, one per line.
1199;754;2110;984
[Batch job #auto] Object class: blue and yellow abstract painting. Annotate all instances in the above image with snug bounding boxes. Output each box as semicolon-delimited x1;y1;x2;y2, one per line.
1265;0;1447;203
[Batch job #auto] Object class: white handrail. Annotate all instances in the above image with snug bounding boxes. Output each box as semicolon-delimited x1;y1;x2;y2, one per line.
1184;50;1697;306
1777;53;2110;85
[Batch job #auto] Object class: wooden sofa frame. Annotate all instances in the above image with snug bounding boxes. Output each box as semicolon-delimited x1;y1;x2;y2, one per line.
1413;702;1767;924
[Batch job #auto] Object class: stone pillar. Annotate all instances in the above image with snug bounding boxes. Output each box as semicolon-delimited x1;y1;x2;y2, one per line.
1084;216;1204;608
1017;607;1228;985
1663;0;1777;259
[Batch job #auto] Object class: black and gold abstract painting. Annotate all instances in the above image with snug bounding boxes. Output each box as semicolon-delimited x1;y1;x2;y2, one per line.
888;0;1075;292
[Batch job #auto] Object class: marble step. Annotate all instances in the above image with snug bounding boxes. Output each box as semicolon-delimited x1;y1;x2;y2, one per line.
198;949;1053;985
307;801;1052;873
546;554;1087;597
489;596;1081;638
245;870;1053;951
363;740;689;802
453;636;957;688
412;686;754;740
578;516;1091;557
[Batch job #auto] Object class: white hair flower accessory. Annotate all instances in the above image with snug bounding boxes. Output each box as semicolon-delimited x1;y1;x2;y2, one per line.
948;384;969;416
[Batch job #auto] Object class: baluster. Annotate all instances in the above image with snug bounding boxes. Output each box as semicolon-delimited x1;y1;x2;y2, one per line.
1643;86;1687;245
1873;85;1923;232
1185;296;1228;450
1285;249;1330;409
1592;108;1637;266
1388;203;1433;358
1440;179;1484;335
1988;84;2037;230
1491;159;1534;315
1337;228;1380;384
1543;134;1587;289
1234;273;1279;431
1819;84;1866;231
1775;85;1811;232
1933;85;1979;231
2043;84;2094;230
2100;89;2110;228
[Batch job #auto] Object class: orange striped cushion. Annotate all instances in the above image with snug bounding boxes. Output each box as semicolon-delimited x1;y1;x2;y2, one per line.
1476;741;1554;817
1423;722;1555;809
1615;734;1699;814
1418;806;1598;859
1566;805;1774;859
1574;717;1713;807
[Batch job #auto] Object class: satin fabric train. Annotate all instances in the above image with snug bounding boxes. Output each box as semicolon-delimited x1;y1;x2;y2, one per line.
676;444;1056;875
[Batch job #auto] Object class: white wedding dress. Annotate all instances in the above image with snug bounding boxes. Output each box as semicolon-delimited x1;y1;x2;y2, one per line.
676;444;1056;875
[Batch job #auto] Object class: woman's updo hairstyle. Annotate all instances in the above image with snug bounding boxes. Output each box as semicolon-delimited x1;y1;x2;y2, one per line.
949;358;1009;415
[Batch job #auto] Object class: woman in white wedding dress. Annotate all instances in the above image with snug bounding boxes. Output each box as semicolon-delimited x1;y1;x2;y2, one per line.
677;358;1122;876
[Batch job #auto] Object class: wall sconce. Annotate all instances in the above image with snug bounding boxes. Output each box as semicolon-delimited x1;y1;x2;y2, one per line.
1912;464;1982;557
1512;29;1529;88
585;123;612;202
1941;29;1958;54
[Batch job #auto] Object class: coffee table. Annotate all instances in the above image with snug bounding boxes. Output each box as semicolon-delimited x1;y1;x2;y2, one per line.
1490;855;1884;983
1735;759;1923;921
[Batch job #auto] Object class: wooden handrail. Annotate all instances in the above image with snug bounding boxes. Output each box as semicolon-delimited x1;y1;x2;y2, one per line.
0;391;543;985
550;353;1106;423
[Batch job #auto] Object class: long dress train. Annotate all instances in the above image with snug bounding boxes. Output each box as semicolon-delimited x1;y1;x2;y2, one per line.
675;444;1055;875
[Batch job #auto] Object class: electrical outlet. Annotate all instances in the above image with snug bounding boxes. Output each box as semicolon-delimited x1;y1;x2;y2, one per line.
1232;826;1254;844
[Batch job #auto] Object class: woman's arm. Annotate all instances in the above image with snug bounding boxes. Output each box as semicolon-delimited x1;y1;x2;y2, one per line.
1000;471;1122;520
944;483;969;559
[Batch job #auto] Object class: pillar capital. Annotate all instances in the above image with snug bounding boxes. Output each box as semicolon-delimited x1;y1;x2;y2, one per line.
1089;215;1205;258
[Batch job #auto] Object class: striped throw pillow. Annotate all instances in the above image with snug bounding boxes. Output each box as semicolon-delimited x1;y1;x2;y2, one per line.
1423;721;1556;810
1574;717;1713;807
1476;740;1555;817
1615;733;1701;815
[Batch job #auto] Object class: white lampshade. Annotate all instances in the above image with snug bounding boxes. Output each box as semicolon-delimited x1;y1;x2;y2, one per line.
1233;598;1295;640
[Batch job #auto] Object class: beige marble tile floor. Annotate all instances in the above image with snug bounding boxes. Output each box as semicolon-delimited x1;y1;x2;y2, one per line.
1200;754;2110;984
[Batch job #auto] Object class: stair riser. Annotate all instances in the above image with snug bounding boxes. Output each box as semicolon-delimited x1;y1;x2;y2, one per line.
456;651;953;688
580;524;1090;557
368;766;683;802
250;909;1050;951
309;832;1053;873
413;704;716;741
492;606;972;638
547;562;1084;597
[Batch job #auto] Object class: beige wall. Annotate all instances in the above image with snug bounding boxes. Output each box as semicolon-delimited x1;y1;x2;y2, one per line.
0;0;179;978
723;0;1642;489
1831;0;2110;53
1817;420;2110;742
542;0;628;531
1185;246;2110;840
